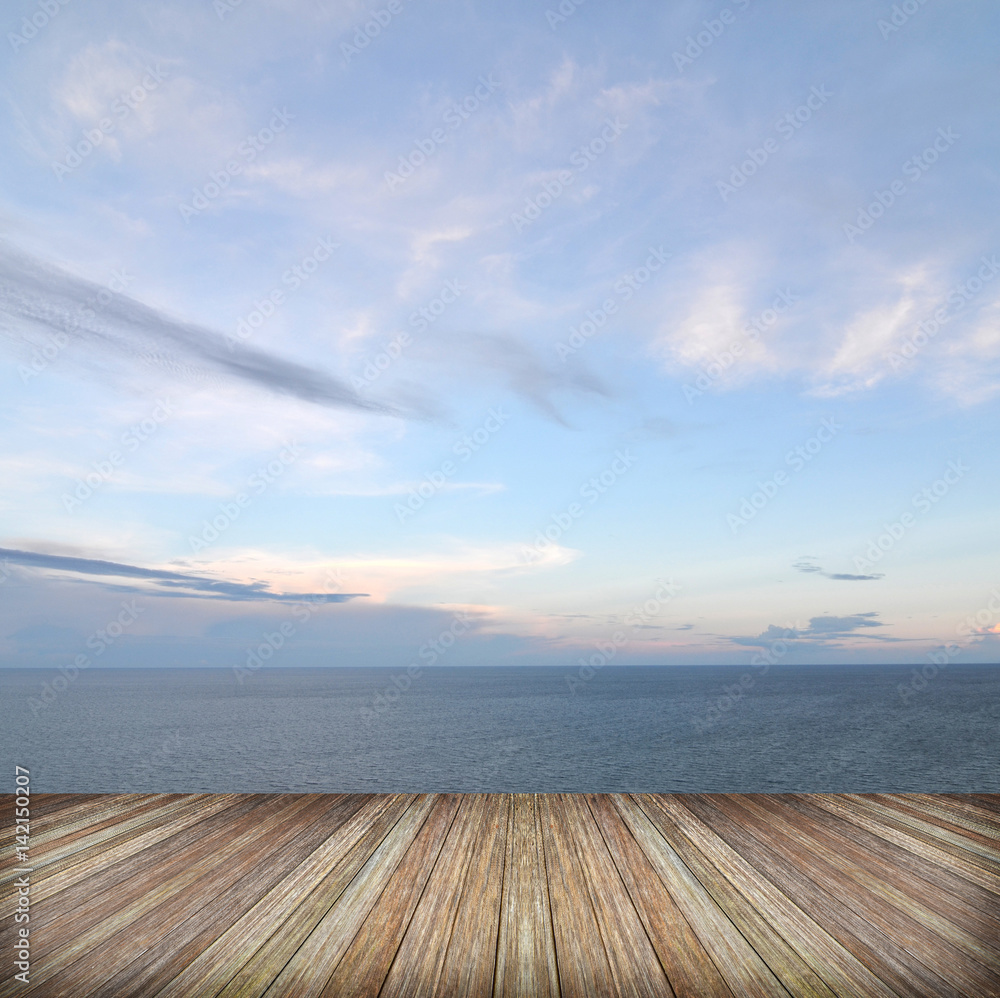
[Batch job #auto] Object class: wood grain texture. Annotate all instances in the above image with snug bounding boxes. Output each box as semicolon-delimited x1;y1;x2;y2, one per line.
637;795;893;998
494;793;560;998
592;795;730;998
617;793;790;998
2;793;998;998
539;792;618;997
320;794;462;998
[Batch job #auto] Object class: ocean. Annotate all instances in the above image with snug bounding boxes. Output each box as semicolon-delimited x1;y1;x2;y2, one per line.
2;664;998;793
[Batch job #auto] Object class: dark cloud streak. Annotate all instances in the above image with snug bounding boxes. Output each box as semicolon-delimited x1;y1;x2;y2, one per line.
0;242;409;418
0;547;366;604
793;558;883;581
414;329;612;425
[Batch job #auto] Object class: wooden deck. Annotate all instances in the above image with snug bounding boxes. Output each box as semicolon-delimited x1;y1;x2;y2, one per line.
2;793;999;997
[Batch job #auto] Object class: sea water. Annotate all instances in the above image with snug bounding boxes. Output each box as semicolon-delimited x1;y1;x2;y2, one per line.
2;664;998;793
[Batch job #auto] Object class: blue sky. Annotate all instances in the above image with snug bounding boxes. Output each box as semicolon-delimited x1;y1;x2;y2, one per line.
1;0;999;671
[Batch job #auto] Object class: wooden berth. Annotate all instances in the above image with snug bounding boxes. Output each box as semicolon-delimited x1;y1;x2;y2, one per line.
2;793;998;997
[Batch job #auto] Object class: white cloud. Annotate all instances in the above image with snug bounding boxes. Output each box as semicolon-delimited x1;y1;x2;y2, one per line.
181;538;580;604
812;265;933;396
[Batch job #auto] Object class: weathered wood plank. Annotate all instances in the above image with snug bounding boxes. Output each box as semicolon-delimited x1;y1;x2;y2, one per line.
920;793;1000;833
538;793;618;998
680;794;943;998
614;794;789;998
214;794;414;998
434;792;510;997
150;794;399;998
23;794;246;905
377;794;491;996
849;794;1000;872
100;795;370;998
698;794;998;998
558;794;672;998
320;794;462;998
494;794;561;998
14;794;294;968
22;795;275;933
258;794;437;998
3;793;998;998
4;794;149;849
778;795;1000;946
805;793;1000;899
592;795;730;998
881;793;1000;854
19;795;333;997
643;794;893;998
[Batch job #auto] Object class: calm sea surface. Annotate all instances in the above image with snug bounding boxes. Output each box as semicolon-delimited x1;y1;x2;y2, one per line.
2;665;998;793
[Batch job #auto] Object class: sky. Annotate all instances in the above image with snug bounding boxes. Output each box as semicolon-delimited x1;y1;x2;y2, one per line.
1;0;999;673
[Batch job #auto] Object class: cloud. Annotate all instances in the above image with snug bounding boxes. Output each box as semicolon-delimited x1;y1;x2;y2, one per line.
0;242;412;419
804;613;883;634
826;572;885;581
816;273;926;395
793;558;884;581
414;328;611;423
731;612;891;647
792;558;823;574
0;547;367;604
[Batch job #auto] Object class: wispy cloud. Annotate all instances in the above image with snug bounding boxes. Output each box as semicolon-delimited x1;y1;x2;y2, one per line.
0;242;411;418
731;612;894;648
0;547;367;603
793;558;884;582
415;329;611;424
